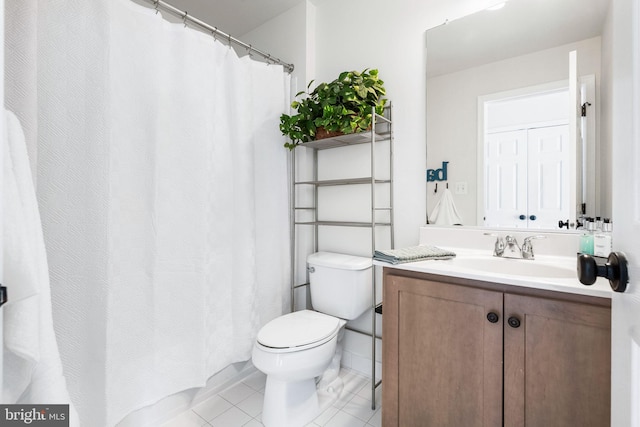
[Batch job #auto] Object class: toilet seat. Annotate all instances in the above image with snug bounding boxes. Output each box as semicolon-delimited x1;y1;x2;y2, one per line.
257;310;342;354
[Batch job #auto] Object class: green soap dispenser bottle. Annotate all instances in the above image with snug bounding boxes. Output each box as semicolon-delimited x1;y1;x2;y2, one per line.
579;218;595;255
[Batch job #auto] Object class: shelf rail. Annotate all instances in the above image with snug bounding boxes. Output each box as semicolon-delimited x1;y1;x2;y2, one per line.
289;104;394;411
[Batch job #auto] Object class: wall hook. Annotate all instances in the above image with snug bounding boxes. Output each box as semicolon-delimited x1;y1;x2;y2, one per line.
434;182;438;194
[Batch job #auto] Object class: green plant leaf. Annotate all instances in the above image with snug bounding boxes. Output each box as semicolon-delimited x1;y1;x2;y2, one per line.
279;68;388;148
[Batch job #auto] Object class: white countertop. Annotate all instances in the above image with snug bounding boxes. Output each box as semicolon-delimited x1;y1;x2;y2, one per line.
375;247;612;299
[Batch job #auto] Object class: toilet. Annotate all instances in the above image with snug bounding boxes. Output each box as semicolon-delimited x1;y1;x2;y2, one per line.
251;251;373;427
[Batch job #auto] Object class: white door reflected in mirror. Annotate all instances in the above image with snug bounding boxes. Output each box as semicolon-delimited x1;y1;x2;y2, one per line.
481;87;572;229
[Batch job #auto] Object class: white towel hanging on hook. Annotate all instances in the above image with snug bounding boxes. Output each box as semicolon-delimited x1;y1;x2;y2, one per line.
429;188;464;225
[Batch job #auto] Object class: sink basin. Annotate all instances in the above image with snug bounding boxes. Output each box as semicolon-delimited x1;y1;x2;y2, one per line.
452;256;576;279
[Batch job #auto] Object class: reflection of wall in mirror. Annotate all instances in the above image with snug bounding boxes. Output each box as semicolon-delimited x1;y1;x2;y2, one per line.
427;36;603;226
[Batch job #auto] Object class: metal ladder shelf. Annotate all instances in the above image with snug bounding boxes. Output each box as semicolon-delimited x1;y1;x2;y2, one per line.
290;104;394;410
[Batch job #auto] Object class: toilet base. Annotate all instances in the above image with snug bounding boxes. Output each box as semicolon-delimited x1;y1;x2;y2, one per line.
261;376;319;427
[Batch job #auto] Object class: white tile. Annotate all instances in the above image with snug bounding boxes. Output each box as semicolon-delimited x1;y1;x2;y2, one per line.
242;371;267;391
192;395;233;422
236;391;264;418
210;407;252;427
340;370;368;396
168;366;382;427
324;410;367;427
340;351;352;370
219;382;257;405
332;392;355;410
340;394;378;422
350;354;377;379
366;409;382;427
161;410;209;427
313;405;340;426
356;382;381;406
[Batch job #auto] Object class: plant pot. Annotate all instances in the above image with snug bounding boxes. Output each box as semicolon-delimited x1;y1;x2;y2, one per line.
315;127;344;140
315;125;373;141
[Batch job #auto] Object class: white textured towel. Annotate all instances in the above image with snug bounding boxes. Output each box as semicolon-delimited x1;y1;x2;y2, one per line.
429;188;464;225
2;110;78;425
374;245;456;264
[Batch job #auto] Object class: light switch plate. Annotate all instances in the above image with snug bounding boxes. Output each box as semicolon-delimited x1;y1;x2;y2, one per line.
455;182;468;194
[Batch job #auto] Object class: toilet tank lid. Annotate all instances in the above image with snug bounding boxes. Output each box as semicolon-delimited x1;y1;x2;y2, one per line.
307;251;372;271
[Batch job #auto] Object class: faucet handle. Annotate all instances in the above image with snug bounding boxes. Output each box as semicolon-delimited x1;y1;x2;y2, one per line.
523;235;546;244
484;232;505;256
522;235;546;259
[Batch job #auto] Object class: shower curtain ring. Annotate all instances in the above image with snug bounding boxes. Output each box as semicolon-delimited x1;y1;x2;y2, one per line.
154;0;159;14
212;27;218;41
183;11;188;27
247;45;253;57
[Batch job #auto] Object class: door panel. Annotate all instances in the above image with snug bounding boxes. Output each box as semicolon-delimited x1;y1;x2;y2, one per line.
527;125;571;229
610;0;640;424
383;275;503;427
484;130;528;227
504;294;611;427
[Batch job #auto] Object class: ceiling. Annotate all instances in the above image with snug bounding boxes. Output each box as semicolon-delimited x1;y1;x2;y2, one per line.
426;0;612;77
165;0;306;36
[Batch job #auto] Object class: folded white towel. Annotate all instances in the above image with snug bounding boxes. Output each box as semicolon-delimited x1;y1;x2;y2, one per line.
2;110;78;425
429;188;463;225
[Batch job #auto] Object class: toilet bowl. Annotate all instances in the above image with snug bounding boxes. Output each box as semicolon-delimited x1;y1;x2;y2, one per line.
252;310;346;427
252;252;372;427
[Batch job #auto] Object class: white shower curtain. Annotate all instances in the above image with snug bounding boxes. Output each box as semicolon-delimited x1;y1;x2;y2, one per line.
5;0;291;425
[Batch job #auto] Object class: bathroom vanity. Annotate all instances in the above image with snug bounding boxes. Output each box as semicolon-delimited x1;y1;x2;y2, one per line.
380;227;612;427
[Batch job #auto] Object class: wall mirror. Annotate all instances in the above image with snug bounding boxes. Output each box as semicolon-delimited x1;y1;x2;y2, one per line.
426;0;612;230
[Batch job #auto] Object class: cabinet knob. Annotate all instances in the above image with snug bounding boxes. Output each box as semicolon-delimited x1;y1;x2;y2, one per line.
486;312;499;323
519;215;526;220
529;215;537;221
508;316;521;328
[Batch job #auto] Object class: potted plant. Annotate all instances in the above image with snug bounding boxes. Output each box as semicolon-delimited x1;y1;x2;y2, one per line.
279;69;387;150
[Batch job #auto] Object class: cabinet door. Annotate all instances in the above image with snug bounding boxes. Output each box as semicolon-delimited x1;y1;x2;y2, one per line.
504;293;611;427
382;275;503;427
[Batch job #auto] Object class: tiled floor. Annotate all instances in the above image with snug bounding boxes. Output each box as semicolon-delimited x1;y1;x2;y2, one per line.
162;368;382;427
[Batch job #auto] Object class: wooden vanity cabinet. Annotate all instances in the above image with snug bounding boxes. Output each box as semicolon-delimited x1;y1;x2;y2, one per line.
382;269;611;427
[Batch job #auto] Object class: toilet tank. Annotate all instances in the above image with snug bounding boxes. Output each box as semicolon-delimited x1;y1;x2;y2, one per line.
307;252;373;320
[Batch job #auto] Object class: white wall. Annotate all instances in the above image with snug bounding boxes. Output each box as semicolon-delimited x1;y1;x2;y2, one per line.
312;0;496;247
427;36;603;225
244;0;498;248
241;1;315;93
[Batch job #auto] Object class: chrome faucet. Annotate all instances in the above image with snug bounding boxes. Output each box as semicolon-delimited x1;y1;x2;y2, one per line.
503;235;522;259
521;235;546;259
484;233;546;260
484;232;505;257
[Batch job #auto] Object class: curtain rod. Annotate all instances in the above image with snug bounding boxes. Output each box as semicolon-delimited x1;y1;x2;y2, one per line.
144;0;295;73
